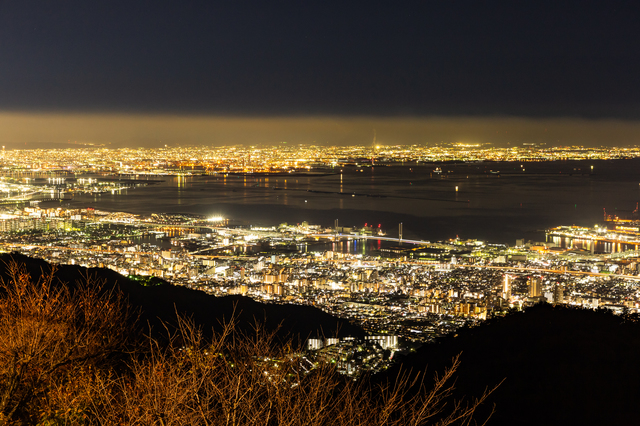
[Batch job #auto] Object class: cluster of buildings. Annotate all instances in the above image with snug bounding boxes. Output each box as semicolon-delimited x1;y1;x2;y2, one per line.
0;175;150;204
1;206;640;347
1;143;640;176
305;335;399;376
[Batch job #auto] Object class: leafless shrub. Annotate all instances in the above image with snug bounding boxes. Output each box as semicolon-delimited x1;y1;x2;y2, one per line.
0;261;131;425
0;260;499;425
91;316;498;426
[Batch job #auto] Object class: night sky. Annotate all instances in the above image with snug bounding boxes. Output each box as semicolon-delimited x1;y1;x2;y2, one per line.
1;1;639;145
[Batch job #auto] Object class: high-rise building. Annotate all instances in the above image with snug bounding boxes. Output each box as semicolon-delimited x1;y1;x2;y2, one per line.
502;274;512;300
528;276;542;298
553;285;563;304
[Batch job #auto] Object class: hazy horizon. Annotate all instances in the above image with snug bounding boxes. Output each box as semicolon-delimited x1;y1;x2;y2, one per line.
1;112;640;149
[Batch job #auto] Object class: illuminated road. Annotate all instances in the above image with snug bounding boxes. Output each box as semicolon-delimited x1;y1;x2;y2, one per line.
0;242;150;256
0;241;256;261
454;264;640;281
291;256;640;281
2;240;639;281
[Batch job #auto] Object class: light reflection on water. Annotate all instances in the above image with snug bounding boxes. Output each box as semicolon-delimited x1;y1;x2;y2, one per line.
59;159;640;245
549;235;640;254
300;238;387;254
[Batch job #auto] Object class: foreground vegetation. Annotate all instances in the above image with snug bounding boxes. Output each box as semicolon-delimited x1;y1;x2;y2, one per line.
0;260;495;426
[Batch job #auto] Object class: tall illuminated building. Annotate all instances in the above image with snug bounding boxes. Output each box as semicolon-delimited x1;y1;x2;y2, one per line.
528;277;542;298
553;285;563;304
502;274;512;300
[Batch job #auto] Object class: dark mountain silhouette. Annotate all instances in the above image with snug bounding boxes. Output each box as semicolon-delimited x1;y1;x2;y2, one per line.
0;253;363;344
387;303;640;426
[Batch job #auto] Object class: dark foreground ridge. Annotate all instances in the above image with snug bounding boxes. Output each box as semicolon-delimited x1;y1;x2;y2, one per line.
387;303;640;426
0;253;364;343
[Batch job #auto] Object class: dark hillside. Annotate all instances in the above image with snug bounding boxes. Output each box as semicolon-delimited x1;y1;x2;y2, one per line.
388;304;640;426
0;253;363;342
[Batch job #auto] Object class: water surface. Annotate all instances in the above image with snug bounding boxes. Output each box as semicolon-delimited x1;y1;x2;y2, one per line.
55;159;640;245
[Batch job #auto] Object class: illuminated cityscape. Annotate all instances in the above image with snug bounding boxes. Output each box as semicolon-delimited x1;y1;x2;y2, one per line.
2;143;640;177
1;202;639;351
1;142;640;370
4;1;640;423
